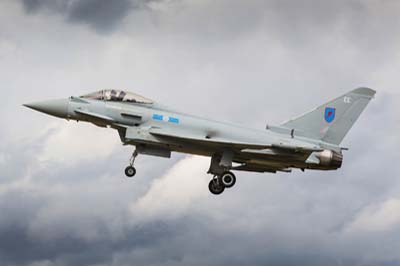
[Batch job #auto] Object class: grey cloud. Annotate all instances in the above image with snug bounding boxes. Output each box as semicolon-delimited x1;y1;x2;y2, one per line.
20;0;66;13
66;0;134;33
20;0;158;33
0;211;174;266
0;116;399;266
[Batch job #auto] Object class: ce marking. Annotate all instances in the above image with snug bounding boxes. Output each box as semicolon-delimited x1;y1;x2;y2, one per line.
344;96;352;104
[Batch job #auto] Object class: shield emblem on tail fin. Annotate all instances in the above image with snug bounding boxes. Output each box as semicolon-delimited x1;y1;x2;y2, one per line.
324;107;335;123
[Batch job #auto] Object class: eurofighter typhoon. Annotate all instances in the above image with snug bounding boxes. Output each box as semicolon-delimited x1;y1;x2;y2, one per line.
24;88;375;195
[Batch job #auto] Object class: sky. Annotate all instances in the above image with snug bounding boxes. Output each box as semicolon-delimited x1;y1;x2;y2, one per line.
0;0;400;265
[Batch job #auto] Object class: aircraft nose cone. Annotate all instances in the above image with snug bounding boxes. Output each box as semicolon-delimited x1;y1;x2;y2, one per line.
24;99;69;118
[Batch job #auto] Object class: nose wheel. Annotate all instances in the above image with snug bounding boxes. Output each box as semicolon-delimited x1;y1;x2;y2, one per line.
208;171;236;195
125;150;138;178
125;166;136;177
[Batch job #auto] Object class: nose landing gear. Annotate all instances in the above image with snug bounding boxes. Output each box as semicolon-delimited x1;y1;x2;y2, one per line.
125;150;138;178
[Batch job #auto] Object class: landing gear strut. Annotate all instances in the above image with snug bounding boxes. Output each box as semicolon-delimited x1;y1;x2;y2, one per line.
208;171;236;195
125;150;138;178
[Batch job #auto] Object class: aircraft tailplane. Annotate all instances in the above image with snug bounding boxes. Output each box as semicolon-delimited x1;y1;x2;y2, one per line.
281;87;376;145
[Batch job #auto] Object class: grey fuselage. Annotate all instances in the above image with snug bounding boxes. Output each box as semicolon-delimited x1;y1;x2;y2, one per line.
66;97;341;172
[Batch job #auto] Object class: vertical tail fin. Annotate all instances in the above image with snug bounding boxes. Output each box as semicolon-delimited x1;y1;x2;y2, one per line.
281;87;376;145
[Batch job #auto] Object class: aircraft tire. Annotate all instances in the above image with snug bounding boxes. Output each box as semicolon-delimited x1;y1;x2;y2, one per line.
221;172;236;188
208;179;225;195
125;166;136;177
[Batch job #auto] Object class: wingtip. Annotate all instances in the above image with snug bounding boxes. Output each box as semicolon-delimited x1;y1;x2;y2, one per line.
352;87;376;97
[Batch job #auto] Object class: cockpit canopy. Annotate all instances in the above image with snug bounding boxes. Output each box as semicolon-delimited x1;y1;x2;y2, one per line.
80;90;153;104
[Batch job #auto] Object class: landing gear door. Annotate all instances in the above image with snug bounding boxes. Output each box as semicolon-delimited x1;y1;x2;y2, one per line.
125;126;160;144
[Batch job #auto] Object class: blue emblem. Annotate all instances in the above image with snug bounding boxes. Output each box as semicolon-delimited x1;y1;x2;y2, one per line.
324;107;336;123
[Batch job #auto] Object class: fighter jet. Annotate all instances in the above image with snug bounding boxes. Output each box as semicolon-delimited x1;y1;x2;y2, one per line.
24;87;375;195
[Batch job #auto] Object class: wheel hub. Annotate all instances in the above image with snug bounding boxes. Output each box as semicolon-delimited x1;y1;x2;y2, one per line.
223;175;232;184
125;166;136;177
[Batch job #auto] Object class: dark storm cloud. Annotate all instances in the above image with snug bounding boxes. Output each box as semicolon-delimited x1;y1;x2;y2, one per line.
20;0;158;33
0;204;174;266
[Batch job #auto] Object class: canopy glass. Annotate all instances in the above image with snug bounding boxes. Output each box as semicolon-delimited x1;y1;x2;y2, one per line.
81;90;153;104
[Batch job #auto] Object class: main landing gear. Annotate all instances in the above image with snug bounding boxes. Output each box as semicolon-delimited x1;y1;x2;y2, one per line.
208;171;237;195
125;150;138;178
123;149;237;195
207;153;237;195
